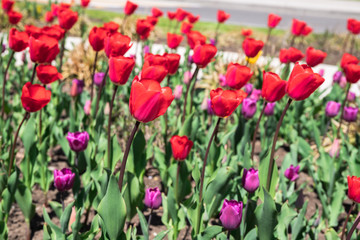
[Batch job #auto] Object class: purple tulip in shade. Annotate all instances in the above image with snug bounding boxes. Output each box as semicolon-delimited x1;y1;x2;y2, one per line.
219;74;227;87
243;83;253;95
1;44;5;53
54;168;75;192
188;54;193;64
207;98;214;115
242;168;259;193
66;131;90;152
343;106;358;122
144;187;162;209
70;79;85;97
328;138;340;158
339;76;347;88
84;100;91;115
94;72;106;86
249;89;261;101
241;98;257;119
219;199;243;230
333;71;342;83
264;102;276;116
174;85;183;100
347;91;356;102
284;164;300;181
325;101;341;118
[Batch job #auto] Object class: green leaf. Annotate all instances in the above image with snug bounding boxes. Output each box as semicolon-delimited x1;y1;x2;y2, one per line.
153;230;170;240
21;116;36;154
324;228;339;240
198;225;223;240
123;172;144;220
179;112;194;137
291;201;308;240
276;203;297;239
42;207;64;239
60;202;74;234
98;175;127;240
136;207;149;240
49;201;63;219
255;188;277;240
259;153;278;199
15;182;35;222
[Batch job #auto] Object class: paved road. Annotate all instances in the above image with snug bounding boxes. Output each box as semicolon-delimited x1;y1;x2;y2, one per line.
86;0;360;33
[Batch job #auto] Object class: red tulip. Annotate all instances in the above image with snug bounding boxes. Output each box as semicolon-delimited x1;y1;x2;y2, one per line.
25;25;42;37
2;0;14;12
242;38;264;58
348;176;360;203
306;47;327;67
193;44;217;68
129;76;174;122
152;7;163;18
217;10;230;23
7;10;22;25
36;65;63;85
286;63;325;100
268;13;281;28
124;0;138;15
279;47;304;63
186;31;206;49
104;33;132;58
44;11;54;23
225;63;253;90
181;21;193;34
89;26;107;51
187;13;199;24
41;25;65;41
340;53;359;69
81;0;90;7
170;135;193;160
262;72;286;102
58;9;78;30
344;64;360;83
146;16;158;26
164;53;180;75
347;18;360;35
301;25;312;36
241;29;252;37
109;56;135;85
21;82;51;112
103;21;120;34
291;18;306;36
136;19;153;40
51;3;59;17
143;53;168;69
8;28;29;52
29;35;60;64
210;88;247;118
141;66;168;83
167;33;183;49
167;11;176;20
175;8;188;21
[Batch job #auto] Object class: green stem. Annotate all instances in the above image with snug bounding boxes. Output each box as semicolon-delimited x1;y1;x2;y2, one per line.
175;161;181;204
58;32;67;72
251;101;267;161
341;202;355;240
1;50;14;118
107;85;118;170
181;66;199;123
93;66;109;118
346;207;360;240
337;83;350;138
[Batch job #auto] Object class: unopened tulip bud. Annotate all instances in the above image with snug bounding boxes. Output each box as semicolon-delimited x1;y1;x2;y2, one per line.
84;100;91;115
143;45;150;55
144;187;162;209
347;91;356;102
219;199;243;230
66;131;89;152
243;83;253;95
219;74;227;87
333;71;342;83
264;102;276;116
174;85;183;100
54;168;75;192
284;164;300;181
94;72;105;86
249;89;261;101
183;71;192;84
329;138;340;158
70;79;84;97
188;55;193;64
339;76;347;88
343;106;358;122
318;69;324;77
241;98;257;119
210;38;216;46
325;101;341;118
242;168;259;193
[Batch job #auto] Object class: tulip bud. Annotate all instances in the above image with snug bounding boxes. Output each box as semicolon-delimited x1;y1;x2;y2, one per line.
217;10;230;23
144;187;162;209
174;85;183;100
170;135;193;160
242;168;259;193
243;83;253;95
143;45;150;55
84;100;91;115
209;38;216;46
284;164;300;181
325;101;341;118
188;55;193;64
66;131;90;152
264;102;276;116
94;72;105;86
219;74;227;87
241;98;257;119
219;199;243;230
329;138;340;158
183;71;192;85
249;89;261;101
70;79;84;97
343;106;358;122
347;91;356;102
318;69;324;77
333;71;342;83
347;176;360;203
54;168;75;192
339;76;347;88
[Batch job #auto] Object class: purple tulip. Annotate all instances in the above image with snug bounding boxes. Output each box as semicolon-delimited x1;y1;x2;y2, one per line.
207;98;214;115
333;71;342;83
339;76;347;88
325;101;341;118
188;54;193;64
144;187;162;209
209;38;216;46
264;102;276;116
318;69;324;77
70;79;85;97
242;168;259;193
284;164;300;181
1;44;5;53
54;168;75;192
219;199;243;230
66;131;90;152
84;100;91;115
243;83;253;95
343;106;358;122
219;74;227;87
241;98;257;119
329;138;340;158
174;85;183;100
143;45;150;55
183;71;192;85
347;91;356;102
249;89;261;101
94;72;106;86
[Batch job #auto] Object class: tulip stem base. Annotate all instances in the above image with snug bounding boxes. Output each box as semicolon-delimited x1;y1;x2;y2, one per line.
175;161;181;205
8;112;30;176
107;85;118;170
90;51;98;102
147;208;153;232
266;98;292;191
251;101;267;161
195;117;221;235
181;66;199;123
1;50;14;118
337;83;350;138
94;66;109;118
346;204;360;240
116;121;141;192
61;192;65;212
341;202;355;240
